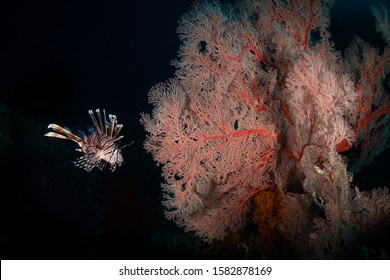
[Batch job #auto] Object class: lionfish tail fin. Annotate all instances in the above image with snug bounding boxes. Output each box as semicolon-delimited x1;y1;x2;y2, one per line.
45;124;84;148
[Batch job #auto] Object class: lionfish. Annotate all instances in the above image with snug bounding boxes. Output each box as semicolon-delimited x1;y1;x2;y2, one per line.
45;109;130;172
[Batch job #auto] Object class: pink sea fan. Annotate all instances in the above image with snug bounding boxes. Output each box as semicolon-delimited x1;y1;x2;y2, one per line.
142;0;390;252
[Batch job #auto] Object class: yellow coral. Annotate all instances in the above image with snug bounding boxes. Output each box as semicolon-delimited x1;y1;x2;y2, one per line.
252;190;284;250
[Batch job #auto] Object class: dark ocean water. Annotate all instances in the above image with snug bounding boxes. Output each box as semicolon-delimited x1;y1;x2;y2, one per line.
0;0;389;259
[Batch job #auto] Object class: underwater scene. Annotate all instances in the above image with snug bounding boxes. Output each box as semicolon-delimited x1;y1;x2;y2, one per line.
1;0;389;259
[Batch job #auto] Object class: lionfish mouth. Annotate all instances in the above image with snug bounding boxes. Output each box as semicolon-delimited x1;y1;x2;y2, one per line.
45;109;132;172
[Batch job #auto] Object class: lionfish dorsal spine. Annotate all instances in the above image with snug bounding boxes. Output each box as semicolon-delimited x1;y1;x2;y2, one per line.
96;109;105;134
108;114;116;137
88;109;102;134
113;124;123;140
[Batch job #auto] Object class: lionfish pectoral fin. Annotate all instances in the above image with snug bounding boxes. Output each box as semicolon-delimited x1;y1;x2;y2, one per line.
45;123;84;148
44;132;72;140
75;154;107;172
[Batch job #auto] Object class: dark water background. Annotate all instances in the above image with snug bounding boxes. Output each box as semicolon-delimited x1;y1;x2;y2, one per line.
0;0;389;259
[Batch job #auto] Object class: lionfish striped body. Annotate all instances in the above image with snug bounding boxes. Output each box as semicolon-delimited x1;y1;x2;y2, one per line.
45;109;128;172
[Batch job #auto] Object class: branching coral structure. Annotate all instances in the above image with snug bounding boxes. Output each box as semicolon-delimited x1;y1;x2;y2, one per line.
141;0;390;258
